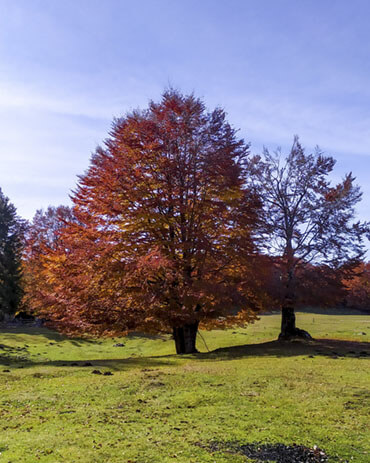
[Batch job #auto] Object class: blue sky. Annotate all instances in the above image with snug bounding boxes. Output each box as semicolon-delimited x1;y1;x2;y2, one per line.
0;0;369;248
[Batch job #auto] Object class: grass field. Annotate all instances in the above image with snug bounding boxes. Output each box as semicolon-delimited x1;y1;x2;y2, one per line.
0;312;369;462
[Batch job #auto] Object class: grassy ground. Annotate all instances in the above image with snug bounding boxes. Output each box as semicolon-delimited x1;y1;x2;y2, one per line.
0;312;369;463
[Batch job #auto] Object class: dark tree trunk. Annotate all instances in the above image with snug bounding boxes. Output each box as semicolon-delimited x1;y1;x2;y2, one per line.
172;322;199;354
279;304;312;340
280;304;296;337
278;267;312;341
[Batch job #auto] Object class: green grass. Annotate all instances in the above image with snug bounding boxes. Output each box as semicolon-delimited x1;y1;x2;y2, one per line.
0;312;369;462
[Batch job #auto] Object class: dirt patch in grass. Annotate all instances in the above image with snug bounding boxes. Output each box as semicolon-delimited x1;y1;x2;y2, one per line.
238;443;328;462
200;441;329;462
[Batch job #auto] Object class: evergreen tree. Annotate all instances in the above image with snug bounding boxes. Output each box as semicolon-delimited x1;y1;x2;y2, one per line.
0;188;23;320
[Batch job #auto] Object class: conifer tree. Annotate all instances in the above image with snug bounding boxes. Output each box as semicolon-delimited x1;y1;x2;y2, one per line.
0;189;24;320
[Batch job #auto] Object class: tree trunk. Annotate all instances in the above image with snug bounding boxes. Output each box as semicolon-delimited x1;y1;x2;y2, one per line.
172;322;199;354
278;267;312;341
279;304;312;340
280;304;296;337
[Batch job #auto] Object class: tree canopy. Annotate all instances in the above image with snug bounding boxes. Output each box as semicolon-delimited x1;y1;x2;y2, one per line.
252;136;369;338
23;97;369;349
25;90;265;353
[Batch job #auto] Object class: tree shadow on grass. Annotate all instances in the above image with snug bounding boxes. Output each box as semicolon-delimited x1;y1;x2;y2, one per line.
265;307;370;315
3;338;368;372
0;325;97;345
1;355;178;372
0;343;30;365
198;338;370;361
126;331;170;340
1;323;369;372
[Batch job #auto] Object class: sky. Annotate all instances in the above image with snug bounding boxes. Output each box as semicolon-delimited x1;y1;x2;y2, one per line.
0;0;369;250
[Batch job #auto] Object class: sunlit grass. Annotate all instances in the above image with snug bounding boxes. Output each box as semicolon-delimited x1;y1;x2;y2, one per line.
0;312;369;462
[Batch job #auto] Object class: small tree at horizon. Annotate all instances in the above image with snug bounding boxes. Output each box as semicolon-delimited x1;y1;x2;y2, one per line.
25;90;264;353
344;261;370;313
251;136;369;339
22;205;74;315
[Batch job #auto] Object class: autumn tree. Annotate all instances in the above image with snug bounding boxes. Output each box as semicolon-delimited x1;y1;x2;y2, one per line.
252;137;369;340
26;90;263;353
260;258;348;312
344;261;370;313
22;205;74;315
0;188;24;320
294;263;349;309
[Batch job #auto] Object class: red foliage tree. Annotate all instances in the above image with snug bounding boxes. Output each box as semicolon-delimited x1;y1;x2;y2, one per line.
25;90;264;353
257;258;348;312
22;206;75;316
344;262;370;313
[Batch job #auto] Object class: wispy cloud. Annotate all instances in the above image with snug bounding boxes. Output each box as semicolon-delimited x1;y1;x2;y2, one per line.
0;0;369;246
